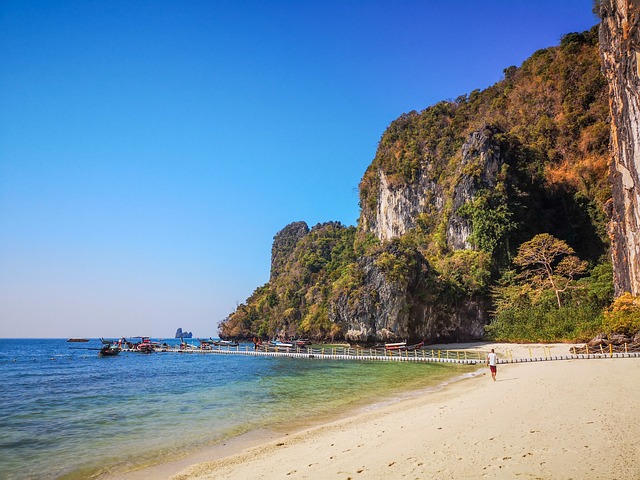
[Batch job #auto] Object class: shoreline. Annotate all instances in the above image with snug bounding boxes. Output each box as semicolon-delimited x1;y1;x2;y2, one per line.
103;357;481;480
107;343;640;479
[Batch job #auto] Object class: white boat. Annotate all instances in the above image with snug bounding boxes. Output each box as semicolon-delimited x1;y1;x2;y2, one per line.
270;340;294;348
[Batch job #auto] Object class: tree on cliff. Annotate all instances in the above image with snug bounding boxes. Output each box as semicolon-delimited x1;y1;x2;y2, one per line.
512;233;587;308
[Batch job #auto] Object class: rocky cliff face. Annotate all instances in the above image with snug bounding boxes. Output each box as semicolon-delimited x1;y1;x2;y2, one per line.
328;244;488;343
363;126;503;250
599;0;640;296
329;245;425;343
365;169;442;242
220;28;611;344
329;127;501;343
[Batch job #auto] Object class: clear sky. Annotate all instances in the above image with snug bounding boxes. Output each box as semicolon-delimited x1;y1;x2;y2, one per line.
0;1;599;338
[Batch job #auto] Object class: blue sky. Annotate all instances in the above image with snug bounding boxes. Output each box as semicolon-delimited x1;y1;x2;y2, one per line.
0;1;599;338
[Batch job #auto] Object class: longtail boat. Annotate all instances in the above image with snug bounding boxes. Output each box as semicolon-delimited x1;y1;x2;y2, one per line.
384;341;424;351
99;345;122;356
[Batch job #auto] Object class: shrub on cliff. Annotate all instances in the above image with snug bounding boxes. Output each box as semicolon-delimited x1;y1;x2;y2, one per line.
602;293;640;336
219;222;357;340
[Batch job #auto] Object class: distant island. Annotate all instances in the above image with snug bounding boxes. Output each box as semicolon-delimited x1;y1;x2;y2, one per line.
174;328;193;338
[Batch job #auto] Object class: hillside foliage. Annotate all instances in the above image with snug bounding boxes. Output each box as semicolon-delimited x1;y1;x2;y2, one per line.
220;222;359;340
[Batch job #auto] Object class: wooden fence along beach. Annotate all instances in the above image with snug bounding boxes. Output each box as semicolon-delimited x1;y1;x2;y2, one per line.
120;342;640;364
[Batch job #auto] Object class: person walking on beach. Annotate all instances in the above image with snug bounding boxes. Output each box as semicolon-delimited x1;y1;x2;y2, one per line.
487;349;498;381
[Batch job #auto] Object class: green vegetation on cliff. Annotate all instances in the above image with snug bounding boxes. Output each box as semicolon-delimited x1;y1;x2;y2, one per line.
360;27;609;255
220;222;360;340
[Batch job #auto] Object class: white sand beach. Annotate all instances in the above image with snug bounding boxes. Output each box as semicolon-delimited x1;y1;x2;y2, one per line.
117;343;640;480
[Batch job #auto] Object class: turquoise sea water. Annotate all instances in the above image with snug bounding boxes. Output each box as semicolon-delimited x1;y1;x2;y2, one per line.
0;339;475;479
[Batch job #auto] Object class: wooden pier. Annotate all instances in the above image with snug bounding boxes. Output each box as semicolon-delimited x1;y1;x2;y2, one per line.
121;344;640;364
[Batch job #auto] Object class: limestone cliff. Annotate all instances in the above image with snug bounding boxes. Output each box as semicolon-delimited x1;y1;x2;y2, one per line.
447;127;504;250
219;27;611;344
599;0;640;295
328;127;503;343
329;242;488;344
362;125;503;251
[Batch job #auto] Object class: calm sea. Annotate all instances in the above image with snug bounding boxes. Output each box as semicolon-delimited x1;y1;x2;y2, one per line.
0;338;475;479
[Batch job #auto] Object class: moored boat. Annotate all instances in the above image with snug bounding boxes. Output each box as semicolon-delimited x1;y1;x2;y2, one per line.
385;341;424;351
98;345;121;356
383;342;406;350
126;336;157;353
270;340;294;348
198;338;215;349
67;338;89;343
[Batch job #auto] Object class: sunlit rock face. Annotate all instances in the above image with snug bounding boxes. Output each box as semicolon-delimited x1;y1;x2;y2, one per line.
599;0;640;295
447;127;503;250
372;170;442;242
365;126;502;249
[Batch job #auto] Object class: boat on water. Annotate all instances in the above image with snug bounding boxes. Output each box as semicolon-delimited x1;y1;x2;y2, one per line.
98;345;121;356
383;342;406;350
125;336;157;353
194;338;239;349
213;339;239;347
197;338;215;349
270;340;294;348
67;338;89;343
384;341;424;351
136;342;155;353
